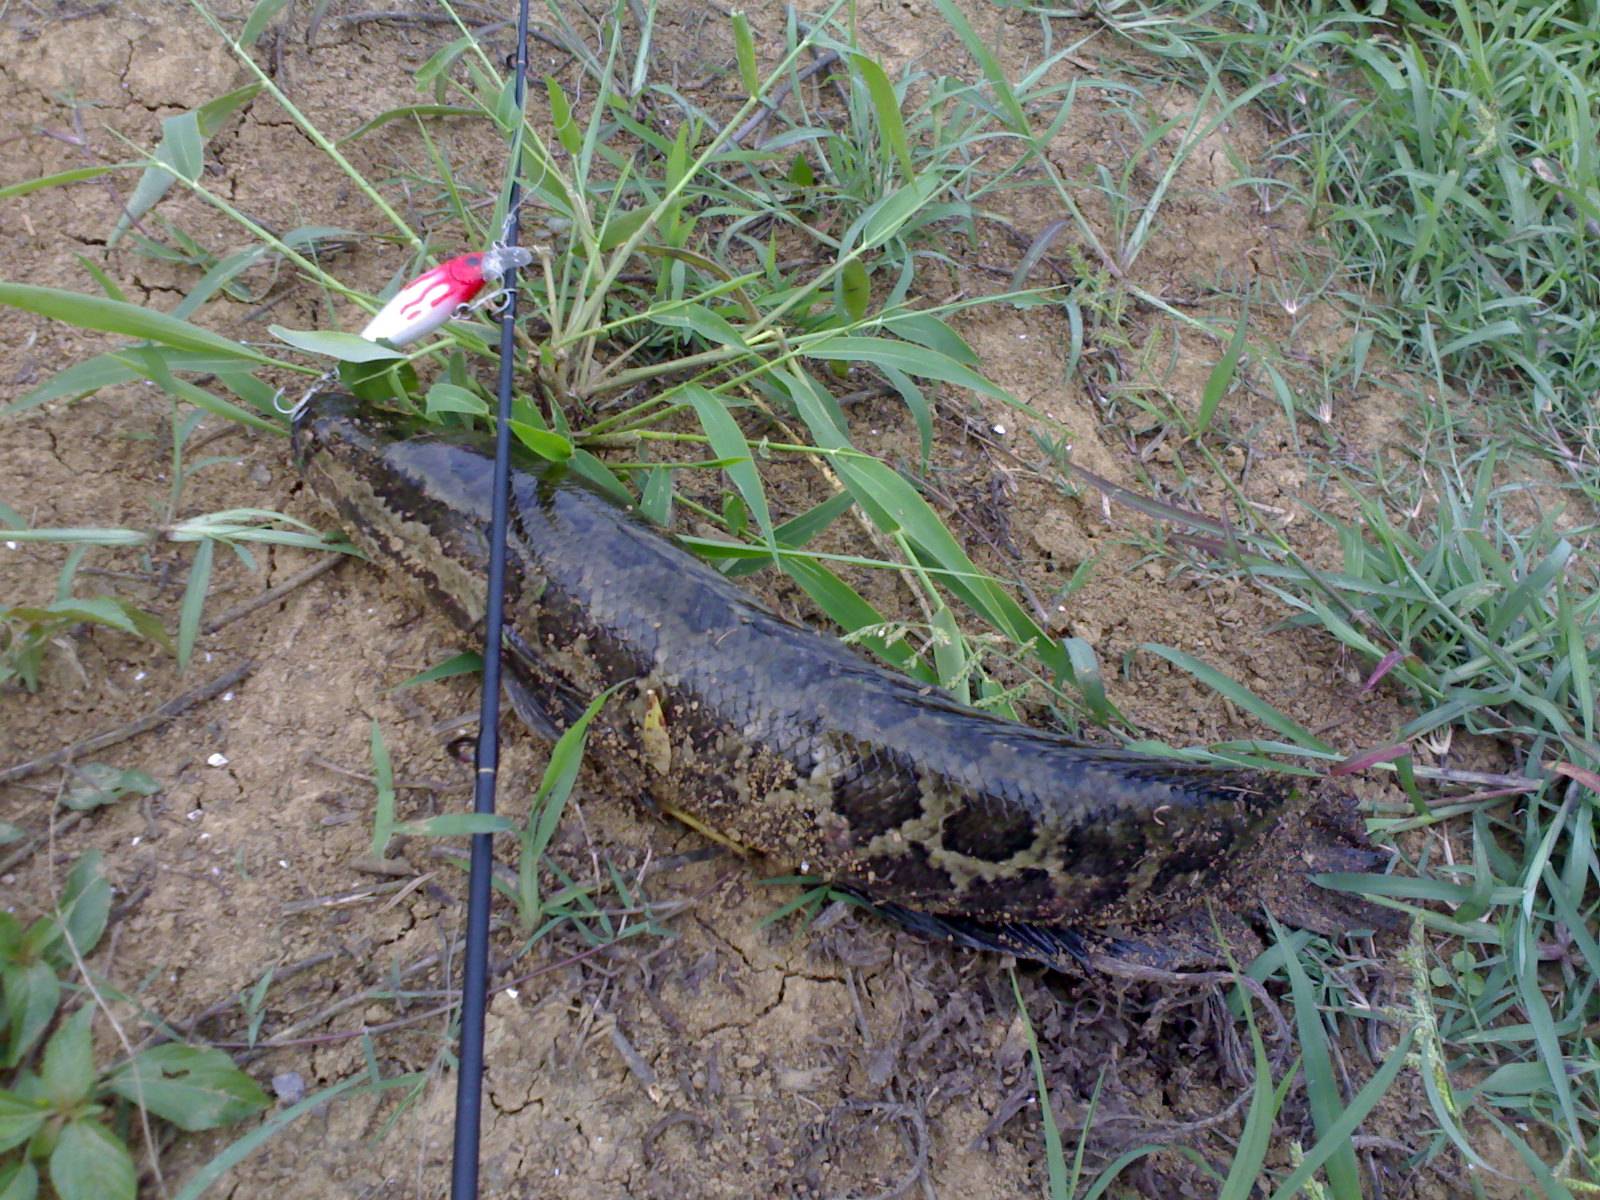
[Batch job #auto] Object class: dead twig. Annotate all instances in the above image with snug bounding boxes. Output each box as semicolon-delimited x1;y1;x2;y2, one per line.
0;660;255;787
727;52;841;148
202;554;346;633
1085;954;1293;1047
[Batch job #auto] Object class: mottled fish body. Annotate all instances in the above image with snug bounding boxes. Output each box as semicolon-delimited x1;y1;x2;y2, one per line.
293;393;1382;964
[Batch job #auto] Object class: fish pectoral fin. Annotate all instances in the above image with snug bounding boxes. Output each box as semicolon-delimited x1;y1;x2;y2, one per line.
501;626;590;741
503;671;562;743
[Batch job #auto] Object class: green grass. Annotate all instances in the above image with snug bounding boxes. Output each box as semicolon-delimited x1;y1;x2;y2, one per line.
1079;0;1600;461
2;0;1598;1195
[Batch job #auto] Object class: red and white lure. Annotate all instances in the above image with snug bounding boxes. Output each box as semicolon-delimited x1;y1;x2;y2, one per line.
361;244;533;347
279;244;532;416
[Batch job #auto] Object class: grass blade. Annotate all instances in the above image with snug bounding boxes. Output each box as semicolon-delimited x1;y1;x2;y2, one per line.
0;284;278;365
1276;921;1362;1199
176;538;215;673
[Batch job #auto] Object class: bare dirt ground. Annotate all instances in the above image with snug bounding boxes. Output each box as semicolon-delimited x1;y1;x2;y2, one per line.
0;2;1504;1197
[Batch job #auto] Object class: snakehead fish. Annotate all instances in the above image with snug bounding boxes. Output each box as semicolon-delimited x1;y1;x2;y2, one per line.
292;393;1384;968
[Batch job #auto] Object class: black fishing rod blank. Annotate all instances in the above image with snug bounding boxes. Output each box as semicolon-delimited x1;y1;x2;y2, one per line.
451;0;532;1193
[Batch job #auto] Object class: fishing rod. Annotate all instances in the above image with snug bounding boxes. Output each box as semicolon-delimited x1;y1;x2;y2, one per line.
451;0;533;1193
282;2;531;1189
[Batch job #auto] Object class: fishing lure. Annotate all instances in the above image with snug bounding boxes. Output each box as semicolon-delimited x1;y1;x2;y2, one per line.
277;245;533;418
360;245;532;347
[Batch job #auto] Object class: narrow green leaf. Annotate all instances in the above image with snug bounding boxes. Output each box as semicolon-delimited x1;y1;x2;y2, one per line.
879;363;931;470
107;1045;270;1131
1277;924;1362;1199
1514;916;1584;1148
0;285;276;365
268;327;403;363
778;556;927;679
172;1071;419;1200
639;467;673;527
107;107;208;246
772;490;854;548
930;603;969;704
885;313;979;365
837;258;870;323
597;207;651;253
0;165;128;200
425;382;488;418
340;104;477;143
1;355;140;419
928;0;1029;132
73;255;127;304
731;11;758;96
177;538;215;673
520;687;618;927
683;386;776;549
508;420;574;463
652;303;748;351
853;175;944;251
370;720;395;860
1195;306;1249;435
1010;972;1068;1195
194;84;263;136
1140;643;1333;753
391;814;517;838
1218;990;1294;1200
802;335;1014;406
849;53;914;180
1267;1028;1418;1200
161;113;205;182
546;77;581;155
239;0;291;46
392;651;482;691
50;1119;135;1200
1062;636;1121;726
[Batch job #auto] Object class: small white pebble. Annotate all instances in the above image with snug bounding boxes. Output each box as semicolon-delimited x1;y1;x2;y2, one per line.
272;1072;306;1103
278;859;289;868
992;424;1007;436
505;987;519;1000
4;541;16;551
204;651;213;662
186;809;203;821
211;866;221;875
799;860;810;873
133;671;147;682
222;691;234;702
199;832;211;841
130;836;141;847
1018;333;1028;340
207;752;229;767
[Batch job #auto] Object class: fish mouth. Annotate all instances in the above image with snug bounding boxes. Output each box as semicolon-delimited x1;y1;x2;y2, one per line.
289;389;396;471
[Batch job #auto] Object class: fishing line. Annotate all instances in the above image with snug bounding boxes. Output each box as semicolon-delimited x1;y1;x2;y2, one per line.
451;0;532;1192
